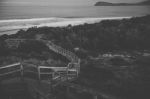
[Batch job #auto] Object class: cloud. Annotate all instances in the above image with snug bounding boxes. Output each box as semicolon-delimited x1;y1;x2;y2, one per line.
0;0;94;6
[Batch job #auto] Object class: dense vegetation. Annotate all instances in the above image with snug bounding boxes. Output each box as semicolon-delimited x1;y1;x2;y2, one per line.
2;15;150;52
0;38;68;66
0;15;150;99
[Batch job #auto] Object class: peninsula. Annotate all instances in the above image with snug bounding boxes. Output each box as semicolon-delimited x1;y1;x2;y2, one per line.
95;0;150;6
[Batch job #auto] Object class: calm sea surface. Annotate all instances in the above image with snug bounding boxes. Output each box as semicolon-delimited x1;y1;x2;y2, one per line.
0;5;150;20
0;5;150;35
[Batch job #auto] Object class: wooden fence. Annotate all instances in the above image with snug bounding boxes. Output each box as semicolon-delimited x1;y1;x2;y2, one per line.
0;62;77;81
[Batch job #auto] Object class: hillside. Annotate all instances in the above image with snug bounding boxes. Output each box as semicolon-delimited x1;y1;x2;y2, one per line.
1;15;150;99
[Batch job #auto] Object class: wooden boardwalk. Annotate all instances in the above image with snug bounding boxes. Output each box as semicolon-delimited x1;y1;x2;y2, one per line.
1;38;80;99
0;38;119;99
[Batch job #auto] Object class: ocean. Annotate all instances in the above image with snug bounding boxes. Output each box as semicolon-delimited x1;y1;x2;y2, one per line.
0;5;150;35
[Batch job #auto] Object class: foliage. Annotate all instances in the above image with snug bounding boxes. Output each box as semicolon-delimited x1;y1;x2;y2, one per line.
9;15;150;53
0;15;150;99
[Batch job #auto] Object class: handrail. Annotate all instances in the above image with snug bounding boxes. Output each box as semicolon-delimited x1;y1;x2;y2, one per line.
39;66;67;69
4;38;80;87
44;40;79;61
39;72;53;75
0;63;21;69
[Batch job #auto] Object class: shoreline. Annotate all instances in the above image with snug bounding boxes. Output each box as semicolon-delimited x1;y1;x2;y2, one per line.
0;16;131;23
0;16;131;35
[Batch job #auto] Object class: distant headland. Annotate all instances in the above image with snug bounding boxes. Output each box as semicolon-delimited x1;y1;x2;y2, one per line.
95;0;150;6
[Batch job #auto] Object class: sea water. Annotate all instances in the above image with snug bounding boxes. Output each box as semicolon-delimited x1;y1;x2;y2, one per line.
0;5;150;35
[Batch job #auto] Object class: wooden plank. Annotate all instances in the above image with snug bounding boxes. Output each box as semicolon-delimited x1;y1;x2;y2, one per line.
0;63;21;69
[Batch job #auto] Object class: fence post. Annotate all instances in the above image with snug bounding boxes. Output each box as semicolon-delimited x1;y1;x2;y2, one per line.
67;66;69;81
38;66;41;80
93;95;98;99
78;59;80;74
20;62;24;80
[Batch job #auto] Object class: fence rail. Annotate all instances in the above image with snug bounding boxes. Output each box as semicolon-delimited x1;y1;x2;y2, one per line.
0;63;59;80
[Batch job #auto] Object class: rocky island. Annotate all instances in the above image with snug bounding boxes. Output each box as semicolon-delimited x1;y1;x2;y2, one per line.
95;0;150;6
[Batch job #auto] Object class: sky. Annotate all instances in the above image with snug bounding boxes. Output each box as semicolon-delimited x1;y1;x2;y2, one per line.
0;0;147;6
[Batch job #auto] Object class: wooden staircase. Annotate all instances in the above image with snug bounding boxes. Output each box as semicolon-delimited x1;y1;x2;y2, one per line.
41;40;80;78
1;38;81;99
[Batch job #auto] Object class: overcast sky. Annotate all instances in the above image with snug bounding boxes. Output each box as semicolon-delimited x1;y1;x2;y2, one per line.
0;0;146;6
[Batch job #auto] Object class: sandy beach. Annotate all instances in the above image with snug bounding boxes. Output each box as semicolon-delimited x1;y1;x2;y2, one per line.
0;17;131;35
